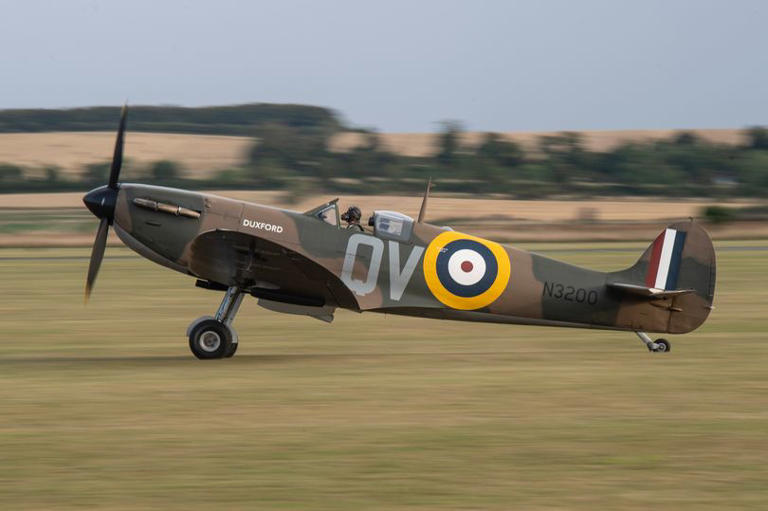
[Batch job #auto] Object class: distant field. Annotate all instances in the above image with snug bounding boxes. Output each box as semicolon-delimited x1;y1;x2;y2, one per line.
0;132;251;179
0;190;756;220
0;191;764;247
0;128;747;179
0;243;765;510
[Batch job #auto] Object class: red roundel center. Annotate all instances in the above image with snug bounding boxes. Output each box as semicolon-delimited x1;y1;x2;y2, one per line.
460;261;474;273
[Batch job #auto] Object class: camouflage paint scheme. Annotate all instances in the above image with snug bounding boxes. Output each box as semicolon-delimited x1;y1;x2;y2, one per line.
112;184;716;335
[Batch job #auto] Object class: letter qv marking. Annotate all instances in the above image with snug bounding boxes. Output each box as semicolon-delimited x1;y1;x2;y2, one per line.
388;241;425;301
340;234;425;300
341;234;383;296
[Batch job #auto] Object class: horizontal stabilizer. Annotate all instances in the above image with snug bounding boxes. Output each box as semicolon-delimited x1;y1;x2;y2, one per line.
608;282;694;299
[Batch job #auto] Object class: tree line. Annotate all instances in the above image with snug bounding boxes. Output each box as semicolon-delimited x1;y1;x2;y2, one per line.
233;122;768;199
0;104;340;135
0;104;766;199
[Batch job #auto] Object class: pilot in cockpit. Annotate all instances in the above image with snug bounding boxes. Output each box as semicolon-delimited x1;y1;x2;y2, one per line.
341;206;364;231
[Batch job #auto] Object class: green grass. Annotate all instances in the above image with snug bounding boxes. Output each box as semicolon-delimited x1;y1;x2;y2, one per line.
0;243;766;510
0;209;93;234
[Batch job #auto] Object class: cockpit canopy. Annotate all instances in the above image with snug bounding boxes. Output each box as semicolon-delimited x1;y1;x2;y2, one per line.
304;200;415;242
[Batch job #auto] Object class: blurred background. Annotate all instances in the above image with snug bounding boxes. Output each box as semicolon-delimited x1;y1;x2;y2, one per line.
1;1;767;509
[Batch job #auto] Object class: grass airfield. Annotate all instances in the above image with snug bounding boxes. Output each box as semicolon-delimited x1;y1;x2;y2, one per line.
0;243;766;510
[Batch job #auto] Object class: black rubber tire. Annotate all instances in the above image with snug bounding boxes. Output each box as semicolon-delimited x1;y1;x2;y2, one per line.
224;341;238;358
654;338;671;353
189;319;232;359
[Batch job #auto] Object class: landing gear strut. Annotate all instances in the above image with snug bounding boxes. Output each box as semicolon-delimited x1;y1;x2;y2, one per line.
188;287;244;359
635;331;671;353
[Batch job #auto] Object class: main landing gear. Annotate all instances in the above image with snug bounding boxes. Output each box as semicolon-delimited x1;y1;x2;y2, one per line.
188;287;244;359
635;331;671;353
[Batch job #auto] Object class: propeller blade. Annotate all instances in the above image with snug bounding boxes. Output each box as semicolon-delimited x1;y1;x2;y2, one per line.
85;217;110;302
108;104;127;190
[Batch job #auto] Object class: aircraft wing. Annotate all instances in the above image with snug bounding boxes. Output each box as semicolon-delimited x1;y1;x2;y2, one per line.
187;229;358;315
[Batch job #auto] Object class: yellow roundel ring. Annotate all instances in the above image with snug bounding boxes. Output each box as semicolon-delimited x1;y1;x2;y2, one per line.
423;230;510;310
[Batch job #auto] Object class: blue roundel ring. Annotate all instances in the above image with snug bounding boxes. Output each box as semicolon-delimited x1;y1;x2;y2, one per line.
435;239;498;297
423;230;511;310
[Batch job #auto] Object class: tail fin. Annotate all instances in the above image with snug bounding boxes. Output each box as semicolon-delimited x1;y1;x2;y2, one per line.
610;220;716;334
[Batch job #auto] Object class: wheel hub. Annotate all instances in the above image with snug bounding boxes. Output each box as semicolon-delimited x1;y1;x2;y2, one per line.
199;331;221;352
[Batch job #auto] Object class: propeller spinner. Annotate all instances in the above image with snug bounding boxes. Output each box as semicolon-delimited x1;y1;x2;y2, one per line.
83;104;127;301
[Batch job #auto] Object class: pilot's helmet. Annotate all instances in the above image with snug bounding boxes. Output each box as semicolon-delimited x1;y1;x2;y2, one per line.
342;206;362;223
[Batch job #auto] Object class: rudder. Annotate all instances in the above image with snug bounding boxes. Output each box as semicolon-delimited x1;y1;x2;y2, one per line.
614;220;716;334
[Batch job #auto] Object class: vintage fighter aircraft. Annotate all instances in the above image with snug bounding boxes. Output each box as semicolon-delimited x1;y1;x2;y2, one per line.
83;108;716;359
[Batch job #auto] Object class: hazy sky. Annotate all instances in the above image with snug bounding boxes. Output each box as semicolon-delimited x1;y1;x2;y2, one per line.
0;0;766;132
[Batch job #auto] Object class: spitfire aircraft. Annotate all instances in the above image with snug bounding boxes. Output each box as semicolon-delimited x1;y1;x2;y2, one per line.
83;108;716;359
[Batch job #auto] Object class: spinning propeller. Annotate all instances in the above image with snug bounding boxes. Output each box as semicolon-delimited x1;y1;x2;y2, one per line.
83;105;127;301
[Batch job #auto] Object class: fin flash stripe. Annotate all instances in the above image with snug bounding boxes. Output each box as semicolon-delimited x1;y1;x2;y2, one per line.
646;228;687;290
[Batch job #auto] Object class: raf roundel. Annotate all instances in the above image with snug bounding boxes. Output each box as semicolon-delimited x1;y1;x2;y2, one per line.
423;231;511;310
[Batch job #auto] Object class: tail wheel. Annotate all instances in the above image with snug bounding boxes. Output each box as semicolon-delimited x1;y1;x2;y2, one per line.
652;338;671;353
189;319;232;359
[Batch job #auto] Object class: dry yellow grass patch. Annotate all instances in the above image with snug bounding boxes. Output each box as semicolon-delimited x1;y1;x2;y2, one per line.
0;132;251;179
